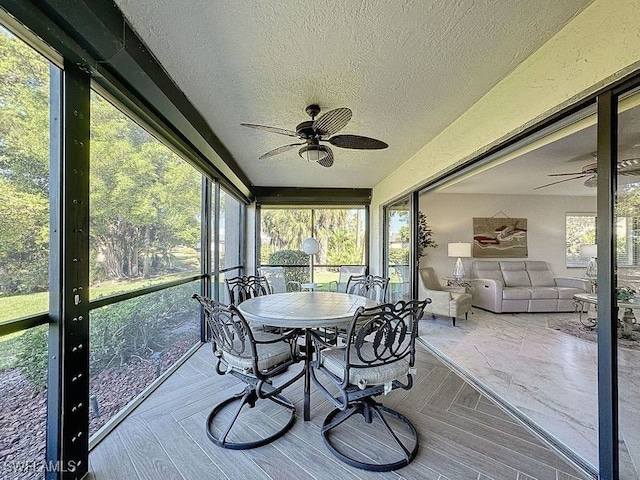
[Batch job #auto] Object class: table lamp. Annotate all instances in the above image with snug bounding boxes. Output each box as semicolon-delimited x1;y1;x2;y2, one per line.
448;242;472;280
301;237;320;283
580;244;597;280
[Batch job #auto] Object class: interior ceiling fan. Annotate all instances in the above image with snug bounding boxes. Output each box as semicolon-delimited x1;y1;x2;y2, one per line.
241;104;388;168
534;157;640;190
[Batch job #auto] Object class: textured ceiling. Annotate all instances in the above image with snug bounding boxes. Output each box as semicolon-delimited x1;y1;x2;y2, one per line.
114;0;593;189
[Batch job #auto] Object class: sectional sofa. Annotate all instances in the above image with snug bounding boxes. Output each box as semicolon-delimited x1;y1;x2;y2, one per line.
470;260;590;313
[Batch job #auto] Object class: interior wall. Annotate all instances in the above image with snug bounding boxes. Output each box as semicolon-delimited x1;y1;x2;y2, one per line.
369;0;640;274
417;192;596;296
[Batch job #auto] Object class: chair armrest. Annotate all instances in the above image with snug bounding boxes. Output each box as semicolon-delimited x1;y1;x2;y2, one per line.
469;278;503;312
554;277;590;291
424;289;453;313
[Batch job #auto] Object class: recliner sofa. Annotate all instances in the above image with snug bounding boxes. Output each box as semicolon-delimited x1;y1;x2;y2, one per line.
470;261;589;313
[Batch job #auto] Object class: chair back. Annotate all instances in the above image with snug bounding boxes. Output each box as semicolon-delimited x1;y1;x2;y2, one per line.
192;294;256;363
336;266;367;292
259;267;286;293
346;274;389;303
259;266;301;293
225;275;269;305
344;299;428;374
419;267;442;291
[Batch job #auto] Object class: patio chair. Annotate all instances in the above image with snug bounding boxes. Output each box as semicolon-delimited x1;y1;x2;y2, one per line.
345;274;389;303
258;266;301;293
192;294;304;449
310;299;428;471
224;275;270;305
419;267;472;326
328;266;367;293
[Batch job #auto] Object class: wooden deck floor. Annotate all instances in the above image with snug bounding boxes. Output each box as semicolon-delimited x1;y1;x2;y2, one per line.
88;342;591;480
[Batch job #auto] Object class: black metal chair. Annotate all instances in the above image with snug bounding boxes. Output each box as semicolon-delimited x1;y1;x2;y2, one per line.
345;274;389;303
192;294;304;449
224;275;270;305
310;299;429;471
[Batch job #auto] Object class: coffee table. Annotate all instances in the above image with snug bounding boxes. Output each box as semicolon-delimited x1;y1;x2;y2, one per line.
573;292;639;338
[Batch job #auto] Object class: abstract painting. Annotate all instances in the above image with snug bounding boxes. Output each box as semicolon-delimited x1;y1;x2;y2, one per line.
473;217;528;258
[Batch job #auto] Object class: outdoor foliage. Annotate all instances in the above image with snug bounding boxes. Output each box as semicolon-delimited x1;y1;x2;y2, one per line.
89;283;196;374
0;27;50;295
261;208;365;266
13;283;198;388
268;249;309;284
90;94;202;283
15;326;48;390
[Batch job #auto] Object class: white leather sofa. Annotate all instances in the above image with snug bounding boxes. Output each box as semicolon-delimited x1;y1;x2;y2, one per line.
470;261;590;313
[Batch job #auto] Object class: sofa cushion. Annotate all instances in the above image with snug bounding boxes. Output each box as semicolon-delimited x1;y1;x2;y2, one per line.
525;261;548;270
502;270;531;287
472;261;505;285
556;287;585;299
500;261;526;271
527;269;555;286
503;288;531;300
524;287;559;299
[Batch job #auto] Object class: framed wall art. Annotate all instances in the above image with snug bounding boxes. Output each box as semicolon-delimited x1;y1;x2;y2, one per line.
473;217;528;258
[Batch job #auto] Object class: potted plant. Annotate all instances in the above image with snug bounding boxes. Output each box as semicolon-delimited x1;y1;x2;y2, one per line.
418;211;438;258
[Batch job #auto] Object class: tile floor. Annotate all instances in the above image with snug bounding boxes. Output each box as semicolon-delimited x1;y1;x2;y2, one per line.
418;308;640;479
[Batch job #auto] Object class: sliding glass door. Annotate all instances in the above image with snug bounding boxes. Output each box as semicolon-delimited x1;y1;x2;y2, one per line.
385;197;411;302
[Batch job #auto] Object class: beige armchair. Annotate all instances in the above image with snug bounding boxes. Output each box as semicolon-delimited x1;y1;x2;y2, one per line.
419;267;472;326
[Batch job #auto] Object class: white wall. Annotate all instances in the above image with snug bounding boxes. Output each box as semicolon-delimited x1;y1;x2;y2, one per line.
369;0;640;274
417;193;596;296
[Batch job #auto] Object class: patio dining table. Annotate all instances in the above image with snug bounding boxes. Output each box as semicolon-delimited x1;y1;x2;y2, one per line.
237;291;377;421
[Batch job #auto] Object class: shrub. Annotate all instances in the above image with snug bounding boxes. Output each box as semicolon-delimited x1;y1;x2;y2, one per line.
268;249;309;284
15;326;48;390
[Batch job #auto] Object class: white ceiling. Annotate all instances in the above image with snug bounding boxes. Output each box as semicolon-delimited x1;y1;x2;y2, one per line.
114;0;593;189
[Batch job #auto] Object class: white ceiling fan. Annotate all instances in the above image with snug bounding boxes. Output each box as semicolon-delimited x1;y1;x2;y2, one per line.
534;157;640;190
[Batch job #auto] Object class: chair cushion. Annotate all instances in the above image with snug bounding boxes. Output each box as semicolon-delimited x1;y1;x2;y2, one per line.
222;330;296;374
320;345;410;387
502;270;531;287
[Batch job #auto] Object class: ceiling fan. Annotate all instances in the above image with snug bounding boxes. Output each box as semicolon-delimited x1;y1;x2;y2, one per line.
241;104;388;168
533;157;640;190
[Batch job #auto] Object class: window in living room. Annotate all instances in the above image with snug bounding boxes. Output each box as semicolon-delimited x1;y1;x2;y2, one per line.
566;213;596;267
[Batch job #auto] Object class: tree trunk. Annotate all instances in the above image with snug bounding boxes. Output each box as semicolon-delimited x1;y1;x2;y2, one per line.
143;226;151;279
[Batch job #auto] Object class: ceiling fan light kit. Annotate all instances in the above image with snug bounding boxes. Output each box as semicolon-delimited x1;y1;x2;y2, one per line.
299;144;329;163
241;104;388;168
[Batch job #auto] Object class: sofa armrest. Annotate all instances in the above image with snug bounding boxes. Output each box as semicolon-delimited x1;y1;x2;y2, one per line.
554;277;590;291
470;278;503;313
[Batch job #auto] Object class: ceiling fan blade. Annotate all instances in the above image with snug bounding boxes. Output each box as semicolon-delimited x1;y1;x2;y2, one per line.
583;175;598;187
240;123;299;138
258;143;303;159
328;134;388;150
547;171;589;177
313;108;352;136
533;175;589;190
317;147;334;168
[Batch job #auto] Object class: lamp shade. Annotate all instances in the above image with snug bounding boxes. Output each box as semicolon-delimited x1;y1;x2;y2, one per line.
447;242;471;258
580;244;597;258
301;237;320;255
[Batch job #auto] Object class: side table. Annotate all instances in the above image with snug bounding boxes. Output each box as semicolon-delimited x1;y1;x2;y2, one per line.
442;277;474;294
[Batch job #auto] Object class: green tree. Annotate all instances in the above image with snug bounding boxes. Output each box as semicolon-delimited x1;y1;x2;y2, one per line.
89;94;201;282
0;28;50;294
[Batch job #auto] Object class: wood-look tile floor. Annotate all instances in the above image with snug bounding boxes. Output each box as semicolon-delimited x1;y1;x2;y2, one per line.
88;343;590;480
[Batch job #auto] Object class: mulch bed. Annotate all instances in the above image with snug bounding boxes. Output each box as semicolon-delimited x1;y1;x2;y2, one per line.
0;335;199;480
